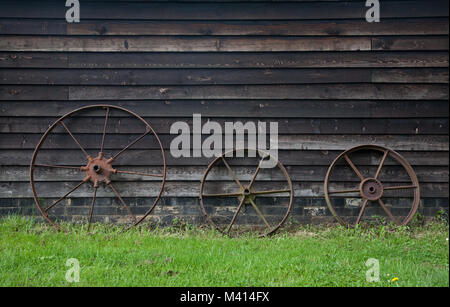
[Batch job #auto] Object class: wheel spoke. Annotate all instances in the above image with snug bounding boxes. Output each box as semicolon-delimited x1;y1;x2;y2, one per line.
100;107;110;153
343;154;365;181
44;180;86;212
34;164;82;170
354;199;369;227
378;199;400;225
221;157;244;190
60;121;90;159
248;156;265;189
226;197;246;233
248;198;271;229
87;187;98;231
115;170;163;178
251;189;291;196
383;185;418;191
202;192;242;198
328;188;360;195
375;150;389;179
108;183;137;224
110;130;150;162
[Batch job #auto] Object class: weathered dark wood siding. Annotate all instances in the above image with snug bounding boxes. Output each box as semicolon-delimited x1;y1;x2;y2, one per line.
0;0;448;225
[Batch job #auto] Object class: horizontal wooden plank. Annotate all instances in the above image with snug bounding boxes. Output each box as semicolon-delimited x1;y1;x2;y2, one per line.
371;68;448;83
66;84;448;100
1;117;447;135
2;181;446;198
372;36;449;51
2;18;448;36
0;68;372;85
2;84;446;101
0;1;447;20
70;18;450;36
0;19;66;35
0;36;372;52
64;51;450;69
0;52;69;68
2;150;447;167
2;36;448;52
0;86;68;100
1;100;447;118
277;135;449;151
1;68;447;85
1;133;447;151
5;165;446;183
1;52;447;69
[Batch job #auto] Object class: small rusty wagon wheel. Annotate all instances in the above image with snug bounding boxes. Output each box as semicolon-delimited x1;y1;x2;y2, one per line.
30;105;166;231
199;148;293;237
324;145;420;227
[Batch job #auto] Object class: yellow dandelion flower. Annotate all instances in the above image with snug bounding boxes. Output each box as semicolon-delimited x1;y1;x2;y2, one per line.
392;277;399;282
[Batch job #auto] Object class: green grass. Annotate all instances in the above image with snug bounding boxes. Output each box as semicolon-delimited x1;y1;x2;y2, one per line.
0;216;448;287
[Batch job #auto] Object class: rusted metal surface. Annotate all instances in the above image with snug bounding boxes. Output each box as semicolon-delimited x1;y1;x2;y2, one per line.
324;144;420;227
29;105;166;231
199;148;293;237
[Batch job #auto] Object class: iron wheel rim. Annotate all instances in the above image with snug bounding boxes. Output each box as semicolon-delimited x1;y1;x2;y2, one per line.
29;104;166;231
324;144;420;228
199;148;294;237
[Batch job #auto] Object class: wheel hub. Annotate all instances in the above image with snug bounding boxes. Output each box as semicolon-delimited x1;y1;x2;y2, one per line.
238;187;255;204
81;152;116;187
359;178;383;201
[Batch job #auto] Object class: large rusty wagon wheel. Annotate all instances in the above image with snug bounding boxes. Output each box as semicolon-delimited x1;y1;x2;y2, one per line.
30;105;166;231
324;145;420;227
199;148;293;237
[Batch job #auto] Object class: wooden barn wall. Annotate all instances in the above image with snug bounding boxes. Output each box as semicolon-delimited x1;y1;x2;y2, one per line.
0;0;448;225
